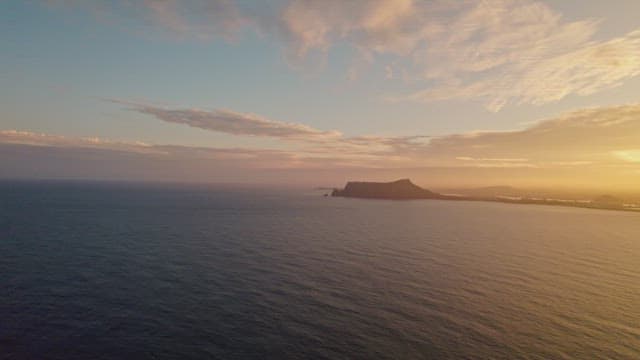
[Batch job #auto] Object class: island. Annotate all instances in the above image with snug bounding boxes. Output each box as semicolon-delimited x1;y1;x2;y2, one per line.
331;179;452;200
331;179;640;213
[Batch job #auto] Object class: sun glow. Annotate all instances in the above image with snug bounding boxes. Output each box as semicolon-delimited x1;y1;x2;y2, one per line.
613;150;640;163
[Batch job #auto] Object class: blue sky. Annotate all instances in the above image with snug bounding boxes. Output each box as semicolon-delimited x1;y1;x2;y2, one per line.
2;1;640;188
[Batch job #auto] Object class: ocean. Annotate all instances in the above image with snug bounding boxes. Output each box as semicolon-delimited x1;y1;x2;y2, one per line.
2;180;640;359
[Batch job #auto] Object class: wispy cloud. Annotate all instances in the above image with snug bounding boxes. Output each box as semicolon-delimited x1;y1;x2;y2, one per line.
409;29;640;111
45;0;249;40
276;0;640;110
278;0;434;58
0;129;405;170
49;0;640;111
0;130;159;154
110;100;436;160
426;103;640;168
10;101;640;169
4;102;640;187
140;0;248;40
112;100;342;141
110;98;640;171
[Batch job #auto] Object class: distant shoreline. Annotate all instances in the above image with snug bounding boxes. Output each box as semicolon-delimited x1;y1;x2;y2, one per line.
331;179;640;214
448;196;640;213
337;193;640;213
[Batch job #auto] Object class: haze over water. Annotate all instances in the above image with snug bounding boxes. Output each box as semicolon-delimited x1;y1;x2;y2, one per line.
3;181;640;359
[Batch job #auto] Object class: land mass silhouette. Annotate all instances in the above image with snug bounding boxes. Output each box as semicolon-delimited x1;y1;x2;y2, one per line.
332;179;451;200
331;179;640;213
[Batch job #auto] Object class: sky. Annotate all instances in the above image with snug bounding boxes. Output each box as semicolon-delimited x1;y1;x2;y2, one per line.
2;0;640;191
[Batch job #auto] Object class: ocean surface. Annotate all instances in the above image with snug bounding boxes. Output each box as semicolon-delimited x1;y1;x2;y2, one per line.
2;181;640;359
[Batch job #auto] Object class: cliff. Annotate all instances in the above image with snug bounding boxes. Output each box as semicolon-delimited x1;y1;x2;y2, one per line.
331;179;445;200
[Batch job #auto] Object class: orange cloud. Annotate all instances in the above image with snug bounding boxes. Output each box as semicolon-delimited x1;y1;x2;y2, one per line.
4;102;640;189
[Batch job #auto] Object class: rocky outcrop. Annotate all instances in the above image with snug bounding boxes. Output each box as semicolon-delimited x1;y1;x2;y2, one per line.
331;179;445;200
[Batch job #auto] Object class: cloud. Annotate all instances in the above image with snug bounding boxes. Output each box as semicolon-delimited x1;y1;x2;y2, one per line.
276;0;640;110
110;98;640;173
0;130;159;154
111;99;446;170
111;100;436;164
112;100;342;141
8;101;640;168
455;157;529;162
425;103;640;168
4;102;640;188
278;0;433;58
140;0;248;40
410;28;640;111
44;0;249;40
48;1;640;110
0;129;406;170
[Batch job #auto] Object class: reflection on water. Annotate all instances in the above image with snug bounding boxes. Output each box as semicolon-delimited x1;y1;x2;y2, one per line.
2;181;640;359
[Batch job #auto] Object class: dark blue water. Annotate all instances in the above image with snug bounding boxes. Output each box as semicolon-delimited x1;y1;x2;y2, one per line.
2;181;640;359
